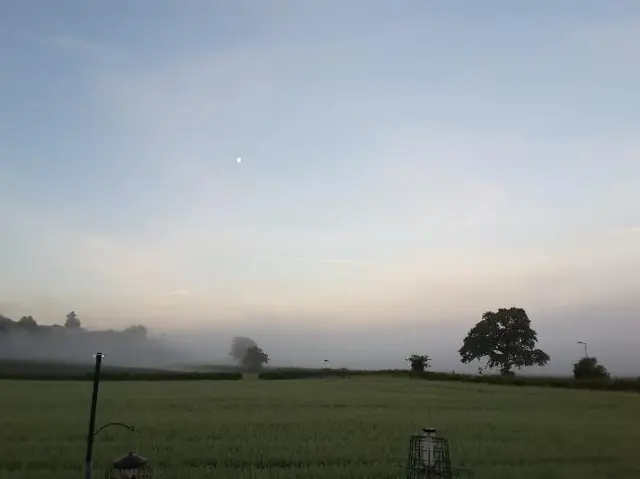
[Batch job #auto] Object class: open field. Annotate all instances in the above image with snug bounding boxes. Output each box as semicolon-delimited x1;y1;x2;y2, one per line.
1;377;639;479
3;359;640;392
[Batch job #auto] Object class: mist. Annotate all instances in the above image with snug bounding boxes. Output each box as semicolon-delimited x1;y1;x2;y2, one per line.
0;317;186;369
2;292;637;378
160;299;639;377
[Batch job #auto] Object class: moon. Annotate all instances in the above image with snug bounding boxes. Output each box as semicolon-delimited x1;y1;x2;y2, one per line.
236;157;242;164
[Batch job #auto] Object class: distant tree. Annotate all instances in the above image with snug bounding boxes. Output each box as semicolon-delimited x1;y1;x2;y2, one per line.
123;325;148;339
229;336;257;363
17;315;38;329
573;356;610;381
241;346;269;372
406;353;432;373
459;307;550;376
64;311;81;329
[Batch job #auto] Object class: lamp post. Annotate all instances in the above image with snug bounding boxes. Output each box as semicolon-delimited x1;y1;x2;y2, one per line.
577;341;589;358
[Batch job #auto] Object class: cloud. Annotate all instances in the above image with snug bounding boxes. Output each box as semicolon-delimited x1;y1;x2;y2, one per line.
276;257;370;266
319;259;369;265
170;289;190;297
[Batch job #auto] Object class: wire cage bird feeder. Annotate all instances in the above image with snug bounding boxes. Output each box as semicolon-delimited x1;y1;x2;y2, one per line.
406;428;452;479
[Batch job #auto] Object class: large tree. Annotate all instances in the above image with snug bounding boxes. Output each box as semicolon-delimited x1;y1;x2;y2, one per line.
241;345;269;372
229;336;258;363
459;307;550;376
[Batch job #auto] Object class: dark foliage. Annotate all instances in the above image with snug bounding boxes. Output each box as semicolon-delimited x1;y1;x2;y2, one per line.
258;368;349;380
241;345;269;372
459;307;550;375
260;367;640;392
229;337;258;362
573;356;610;380
406;353;431;373
0;363;242;381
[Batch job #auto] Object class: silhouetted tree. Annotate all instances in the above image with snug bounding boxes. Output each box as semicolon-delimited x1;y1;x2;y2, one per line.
459;307;550;376
0;315;14;332
123;325;148;339
64;311;81;329
229;336;257;363
17;316;38;329
573;356;610;380
241;345;269;371
406;353;431;373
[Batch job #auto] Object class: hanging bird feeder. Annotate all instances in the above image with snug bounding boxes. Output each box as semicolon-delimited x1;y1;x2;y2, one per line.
107;451;152;478
81;352;153;479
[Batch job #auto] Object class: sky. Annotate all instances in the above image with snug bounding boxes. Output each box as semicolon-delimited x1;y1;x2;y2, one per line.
1;2;639;373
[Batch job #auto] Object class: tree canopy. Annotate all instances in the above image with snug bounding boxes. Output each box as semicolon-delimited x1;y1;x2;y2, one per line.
17;316;38;329
64;311;81;329
229;336;258;362
573;356;610;380
241;345;269;372
459;307;550;375
406;353;431;373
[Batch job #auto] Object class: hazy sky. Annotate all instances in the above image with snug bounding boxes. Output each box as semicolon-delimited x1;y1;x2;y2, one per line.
1;2;638;371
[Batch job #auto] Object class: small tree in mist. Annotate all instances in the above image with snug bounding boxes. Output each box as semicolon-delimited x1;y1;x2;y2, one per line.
241;346;269;372
123;325;148;339
64;311;81;329
17;316;38;330
229;336;258;363
406;353;432;373
573;357;610;381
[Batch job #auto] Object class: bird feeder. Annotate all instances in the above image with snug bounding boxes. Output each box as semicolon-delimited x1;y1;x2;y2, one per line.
82;352;153;479
106;452;152;478
406;428;452;479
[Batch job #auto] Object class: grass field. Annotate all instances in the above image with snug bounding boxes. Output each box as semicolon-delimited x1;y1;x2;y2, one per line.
1;377;639;479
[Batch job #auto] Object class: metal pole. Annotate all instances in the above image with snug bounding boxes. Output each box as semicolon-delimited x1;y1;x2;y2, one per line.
83;352;104;479
577;341;588;358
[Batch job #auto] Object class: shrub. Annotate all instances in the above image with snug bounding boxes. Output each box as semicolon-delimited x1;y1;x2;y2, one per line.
406;354;432;373
258;369;323;380
97;372;243;381
0;371;243;381
573;357;610;381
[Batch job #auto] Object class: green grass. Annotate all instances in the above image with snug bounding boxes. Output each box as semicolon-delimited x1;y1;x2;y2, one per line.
1;377;639;479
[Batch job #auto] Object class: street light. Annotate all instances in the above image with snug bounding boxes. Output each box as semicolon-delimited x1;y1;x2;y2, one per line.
577;341;589;358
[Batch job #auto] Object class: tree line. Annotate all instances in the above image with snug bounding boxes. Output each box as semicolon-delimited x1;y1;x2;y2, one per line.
0;311;175;367
1;306;611;381
0;311;148;337
406;306;610;381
